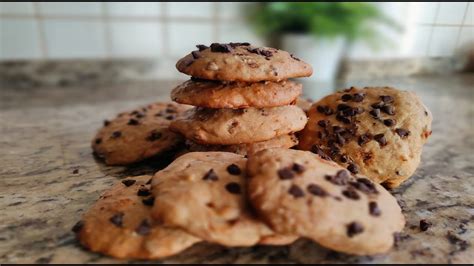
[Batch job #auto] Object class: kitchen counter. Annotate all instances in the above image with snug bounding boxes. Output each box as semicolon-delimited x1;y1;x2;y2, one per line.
0;74;473;263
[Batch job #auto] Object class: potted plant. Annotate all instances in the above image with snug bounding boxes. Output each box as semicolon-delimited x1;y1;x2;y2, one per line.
247;2;397;81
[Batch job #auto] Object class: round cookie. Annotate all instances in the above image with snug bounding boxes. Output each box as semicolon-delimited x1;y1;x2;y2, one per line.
185;134;298;156
73;175;201;259
176;42;312;82
170;106;308;145
297;87;433;188
92;102;191;165
171;78;302;108
247;148;405;255
150;152;296;247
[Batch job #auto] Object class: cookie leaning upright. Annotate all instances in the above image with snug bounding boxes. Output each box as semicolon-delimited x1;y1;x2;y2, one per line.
298;87;433;188
247;148;405;255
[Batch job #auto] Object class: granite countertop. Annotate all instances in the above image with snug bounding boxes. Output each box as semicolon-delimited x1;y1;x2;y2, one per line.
0;74;473;263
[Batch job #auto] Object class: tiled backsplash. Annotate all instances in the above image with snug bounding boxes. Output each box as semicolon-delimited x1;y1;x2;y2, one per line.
0;2;472;74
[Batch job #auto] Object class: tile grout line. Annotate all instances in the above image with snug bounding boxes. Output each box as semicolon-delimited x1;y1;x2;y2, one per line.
32;2;48;59
101;2;112;59
424;2;441;57
454;2;470;49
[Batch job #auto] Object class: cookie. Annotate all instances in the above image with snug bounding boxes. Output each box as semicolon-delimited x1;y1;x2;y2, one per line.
171;78;302;108
295;97;313;113
185;134;298;156
176;43;312;82
92;102;191;165
297;87;432;188
150;152;296;247
247;148;405;255
73;175;201;259
170;106;307;145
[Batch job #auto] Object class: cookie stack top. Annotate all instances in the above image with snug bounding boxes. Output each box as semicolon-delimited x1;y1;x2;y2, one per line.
169;42;312;148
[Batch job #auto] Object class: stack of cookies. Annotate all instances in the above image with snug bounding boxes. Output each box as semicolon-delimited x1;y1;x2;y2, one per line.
169;42;312;155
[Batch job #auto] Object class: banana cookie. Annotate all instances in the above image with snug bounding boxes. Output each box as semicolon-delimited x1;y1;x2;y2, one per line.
176;42;312;82
170;106;307;145
92;102;191;165
247;148;405;255
298;87;432;188
171;78;302;108
150;152;297;247
73;175;200;259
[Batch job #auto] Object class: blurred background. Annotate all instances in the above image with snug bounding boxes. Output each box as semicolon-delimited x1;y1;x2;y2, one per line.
0;2;473;95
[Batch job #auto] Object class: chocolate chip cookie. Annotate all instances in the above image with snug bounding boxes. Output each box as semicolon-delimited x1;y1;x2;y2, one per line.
247;148;405;255
150;152;296;247
73;175;200;259
92;102;191;165
170;106;307;145
176;43;312;82
297;87;432;188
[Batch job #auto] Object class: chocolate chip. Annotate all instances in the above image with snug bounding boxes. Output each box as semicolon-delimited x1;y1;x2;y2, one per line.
103;120;110;126
358;133;372;146
419;219;431;231
248;47;273;57
290;54;301;61
307;184;328;197
229;42;250;47
71;220;84;233
340;154;349;163
347;163;359;174
337;104;351;111
354;107;364;114
72;169;79;174
383;119;395;127
336;113;351;124
369;108;381;118
111;131;122;138
395;128;410;138
374;134;387;146
210;43;233;53
135;219;151;235
352;93;365;102
95;138;102;144
371;102;384;109
165;115;174;120
278;168;294;180
380;95;394;103
288;185;305;198
146;130;162;141
142;197;155;206
342;187;360;200
109;213;124;227
292;163;305;173
191;51;201;59
316;105;333;115
381;105;395;115
347;222;364;237
333;126;344;133
369;202;381;216
335;133;346;145
135;112;145;118
128;118;139;125
121;179;136;187
424;110;428;116
317;120;329;128
137;187;151;197
203;169;219;181
356;178;378;194
341;94;352;101
325;170;349;185
196;44;208;51
146;179;152;185
226;164;241;175
225;182;241;194
311;145;331;161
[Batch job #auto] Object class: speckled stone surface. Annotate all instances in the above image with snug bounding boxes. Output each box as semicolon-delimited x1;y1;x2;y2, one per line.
0;75;473;263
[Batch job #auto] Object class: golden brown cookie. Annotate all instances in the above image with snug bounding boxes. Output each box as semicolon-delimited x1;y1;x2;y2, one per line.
150;152;296;247
92;102;191;165
171;78;302;108
247;148;405;255
185;134;298;156
297;87;433;188
176;43;312;82
170;106;307;145
73;175;201;259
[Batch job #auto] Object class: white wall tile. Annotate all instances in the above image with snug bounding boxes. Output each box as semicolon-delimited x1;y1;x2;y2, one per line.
457;26;474;49
43;19;106;58
167;2;212;18
429;26;460;57
168;22;214;57
463;3;473;25
0;2;34;15
413;2;439;24
0;18;42;59
218;21;264;46
110;22;162;58
218;2;243;19
38;2;102;16
106;2;161;17
436;2;468;25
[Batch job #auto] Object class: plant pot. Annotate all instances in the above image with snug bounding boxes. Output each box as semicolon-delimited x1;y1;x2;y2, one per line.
281;34;345;82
